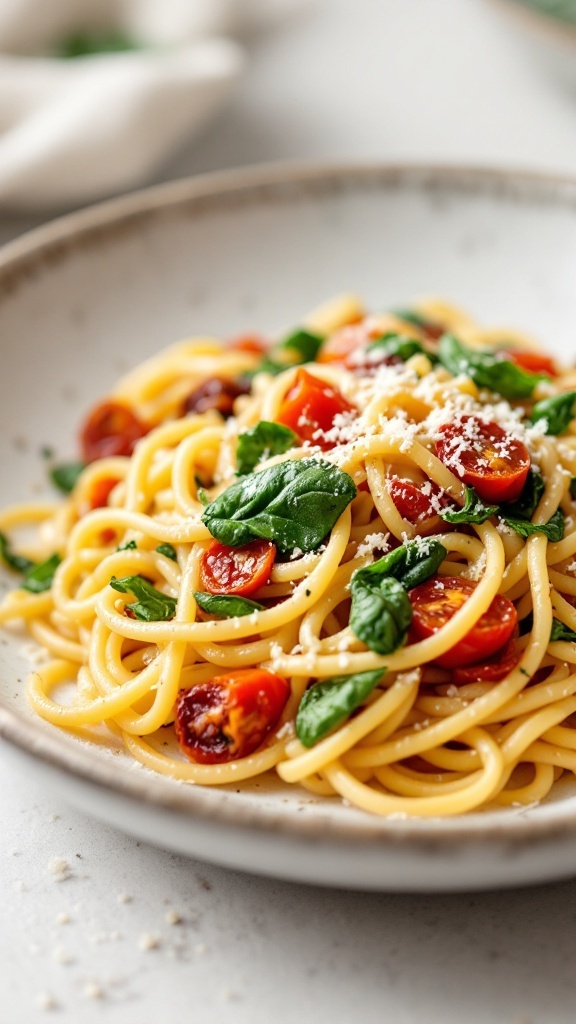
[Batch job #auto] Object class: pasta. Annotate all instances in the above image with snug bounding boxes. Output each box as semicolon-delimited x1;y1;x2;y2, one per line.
3;292;576;818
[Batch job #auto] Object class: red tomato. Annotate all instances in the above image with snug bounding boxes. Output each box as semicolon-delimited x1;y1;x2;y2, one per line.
388;478;448;524
412;317;444;341
184;377;249;419
228;333;269;355
317;321;377;364
277;369;355;450
200;539;276;597
175;669;290;764
81;401;149;463
452;635;519;685
435;416;530;504
89;477;119;509
409;576;517;669
501;349;557;378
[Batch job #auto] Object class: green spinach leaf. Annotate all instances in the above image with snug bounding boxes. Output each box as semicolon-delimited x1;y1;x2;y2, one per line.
366;332;427;363
504;468;545;520
110;575;177;621
50;460;85;494
202;458;356;553
280;328;324;364
22;554;61;594
0;531;35;574
236;422;297;475
349;539;446;655
503;508;565;542
438;334;544;399
296;669;386;747
440;486;498;525
550;618;576;643
530;391;576;436
193;592;264;618
156;543;178;561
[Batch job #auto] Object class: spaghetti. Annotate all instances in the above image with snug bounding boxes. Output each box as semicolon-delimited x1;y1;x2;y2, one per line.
3;294;576;818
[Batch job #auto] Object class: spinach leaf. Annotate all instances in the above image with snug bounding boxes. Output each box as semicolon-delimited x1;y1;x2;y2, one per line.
280;328;324;364
296;669;386;747
50;460;85;494
0;531;35;574
202;458;356;553
530;391;576;436
236;421;297;475
117;540;137;552
22;554;61;594
440;486;498;525
244;356;286;380
359;538;447;592
367;332;428;363
156;543;178;561
550;618;576;643
109;575;177;621
570;477;576;500
193;592;264;618
393;308;431;329
438;334;544;399
350;575;412;655
349;539;446;655
58;31;141;58
503;509;565;542
504;468;544;520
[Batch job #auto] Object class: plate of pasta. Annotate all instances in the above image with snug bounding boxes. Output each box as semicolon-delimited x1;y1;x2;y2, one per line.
3;164;576;891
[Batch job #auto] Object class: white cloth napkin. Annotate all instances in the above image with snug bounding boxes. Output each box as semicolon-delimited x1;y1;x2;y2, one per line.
0;0;303;209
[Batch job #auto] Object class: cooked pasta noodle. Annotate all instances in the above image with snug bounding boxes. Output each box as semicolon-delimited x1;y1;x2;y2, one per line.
2;293;576;817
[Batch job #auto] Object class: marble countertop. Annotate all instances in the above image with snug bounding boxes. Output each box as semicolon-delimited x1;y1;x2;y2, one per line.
3;1;576;1020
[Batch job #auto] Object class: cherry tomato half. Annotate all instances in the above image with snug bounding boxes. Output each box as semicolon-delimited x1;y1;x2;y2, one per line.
388;478;448;525
409;576;518;669
81;401;149;463
277;369;355;450
227;333;269;355
89;477;120;510
200;538;276;597
175;669;290;764
435;415;530;504
452;634;519;685
184;377;249;419
317;321;379;364
501;349;557;378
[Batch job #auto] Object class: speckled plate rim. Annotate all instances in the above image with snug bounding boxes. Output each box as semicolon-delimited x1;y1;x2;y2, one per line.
3;161;576;850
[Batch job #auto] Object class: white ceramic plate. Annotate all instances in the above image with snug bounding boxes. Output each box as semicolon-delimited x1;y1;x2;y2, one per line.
3;164;576;892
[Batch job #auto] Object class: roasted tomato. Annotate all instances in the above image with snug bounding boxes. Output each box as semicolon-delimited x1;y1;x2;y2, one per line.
452;635;519;685
435;415;530;504
277;369;355;449
501;349;557;378
200;539;276;597
81;401;149;463
89;477;120;509
388;478;448;524
227;333;269;355
184;377;249;419
175;669;290;764
317;321;379;365
409;576;518;669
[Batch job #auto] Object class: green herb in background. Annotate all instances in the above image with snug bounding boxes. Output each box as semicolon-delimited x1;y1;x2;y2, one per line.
57;31;142;59
50;461;85;494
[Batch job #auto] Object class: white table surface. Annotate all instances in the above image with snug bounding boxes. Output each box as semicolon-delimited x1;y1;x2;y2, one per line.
3;1;576;1020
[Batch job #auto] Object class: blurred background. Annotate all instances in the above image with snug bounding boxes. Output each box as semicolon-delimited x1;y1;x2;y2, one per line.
1;0;576;240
